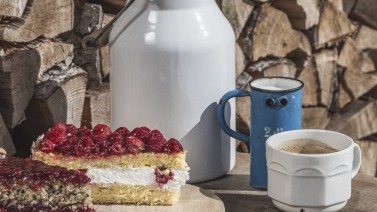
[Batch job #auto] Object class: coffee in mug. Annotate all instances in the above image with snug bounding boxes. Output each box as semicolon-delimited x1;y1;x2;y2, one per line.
279;139;338;154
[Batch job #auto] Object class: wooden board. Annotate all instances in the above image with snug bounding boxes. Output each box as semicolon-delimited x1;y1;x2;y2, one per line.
197;152;377;212
0;0;73;42
93;184;225;212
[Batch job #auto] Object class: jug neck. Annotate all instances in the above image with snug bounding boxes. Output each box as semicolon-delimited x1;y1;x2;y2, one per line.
151;0;215;9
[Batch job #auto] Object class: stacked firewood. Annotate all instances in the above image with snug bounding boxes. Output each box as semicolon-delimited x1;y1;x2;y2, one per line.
0;0;123;156
1;0;376;177
220;0;377;177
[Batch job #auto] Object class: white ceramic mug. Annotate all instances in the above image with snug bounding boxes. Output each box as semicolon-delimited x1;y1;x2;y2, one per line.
266;129;361;212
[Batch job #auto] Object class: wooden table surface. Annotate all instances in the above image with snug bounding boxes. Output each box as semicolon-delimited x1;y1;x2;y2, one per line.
196;153;377;212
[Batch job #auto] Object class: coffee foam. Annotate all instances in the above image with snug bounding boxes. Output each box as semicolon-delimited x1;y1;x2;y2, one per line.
279;139;338;154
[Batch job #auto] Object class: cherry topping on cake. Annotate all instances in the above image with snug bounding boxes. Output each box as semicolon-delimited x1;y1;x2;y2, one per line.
52;123;67;132
108;132;123;144
131;127;151;141
44;130;66;146
39;123;184;157
163;138;183;154
76;127;91;138
145;130;166;153
92;124;111;137
66;124;77;135
115;127;130;138
124;136;145;154
39;139;56;153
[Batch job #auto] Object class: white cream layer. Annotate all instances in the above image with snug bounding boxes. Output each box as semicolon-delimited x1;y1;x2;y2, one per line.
86;167;189;191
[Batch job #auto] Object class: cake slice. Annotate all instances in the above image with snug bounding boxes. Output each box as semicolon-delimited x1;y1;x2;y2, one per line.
32;123;190;205
0;151;93;211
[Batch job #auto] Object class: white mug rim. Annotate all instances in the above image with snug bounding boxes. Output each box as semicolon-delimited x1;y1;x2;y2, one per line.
266;129;354;158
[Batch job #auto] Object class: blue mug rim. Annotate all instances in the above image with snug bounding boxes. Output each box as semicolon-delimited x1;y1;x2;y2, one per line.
249;77;304;93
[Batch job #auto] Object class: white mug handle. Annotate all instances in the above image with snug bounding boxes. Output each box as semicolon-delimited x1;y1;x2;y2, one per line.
351;143;362;178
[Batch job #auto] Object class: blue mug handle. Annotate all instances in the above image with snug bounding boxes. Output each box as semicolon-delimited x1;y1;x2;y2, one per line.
216;90;250;143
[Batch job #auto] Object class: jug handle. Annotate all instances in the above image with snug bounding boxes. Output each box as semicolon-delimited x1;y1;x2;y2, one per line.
82;0;136;49
216;90;250;143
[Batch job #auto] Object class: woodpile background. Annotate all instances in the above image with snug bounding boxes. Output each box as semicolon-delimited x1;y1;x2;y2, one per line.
0;0;376;177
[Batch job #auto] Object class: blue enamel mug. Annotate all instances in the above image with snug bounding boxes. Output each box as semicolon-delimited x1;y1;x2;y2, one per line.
216;77;304;189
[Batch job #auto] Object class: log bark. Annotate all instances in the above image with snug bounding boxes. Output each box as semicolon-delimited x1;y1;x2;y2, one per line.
350;0;377;30
327;100;377;139
100;13;114;80
13;64;87;155
316;0;357;48
272;0;320;30
251;5;311;61
0;39;73;129
298;59;318;106
81;83;110;129
77;3;104;36
0;0;28;18
314;49;337;108
222;0;254;38
0;0;74;42
302;107;329;129
0;113;16;156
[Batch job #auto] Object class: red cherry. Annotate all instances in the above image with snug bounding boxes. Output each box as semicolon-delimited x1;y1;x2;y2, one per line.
79;136;94;147
40;139;56;153
114;127;130;138
145;130;166;153
52;123;67;132
124;136;145;154
66;136;78;145
109;142;124;155
131;127;151;141
44;130;66;146
76;127;91;137
107;132;123;144
65;124;77;135
163;138;183;154
92;124;111;137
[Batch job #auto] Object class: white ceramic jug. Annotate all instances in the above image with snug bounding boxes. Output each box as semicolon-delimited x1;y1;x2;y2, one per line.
109;0;235;183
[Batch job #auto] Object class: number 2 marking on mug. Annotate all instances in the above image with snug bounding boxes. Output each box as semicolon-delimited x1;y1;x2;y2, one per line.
265;127;284;138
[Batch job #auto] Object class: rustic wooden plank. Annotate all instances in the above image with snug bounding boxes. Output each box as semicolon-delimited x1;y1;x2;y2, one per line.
298;59;318;106
0;113;16;156
327;100;377;139
314;49;337;108
251;5;311;61
94;184;225;212
302;107;329;129
272;0;320;30
349;0;377;30
316;0;357;48
81;83;110;129
0;0;28;18
222;0;254;39
0;39;73;129
0;0;73;42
